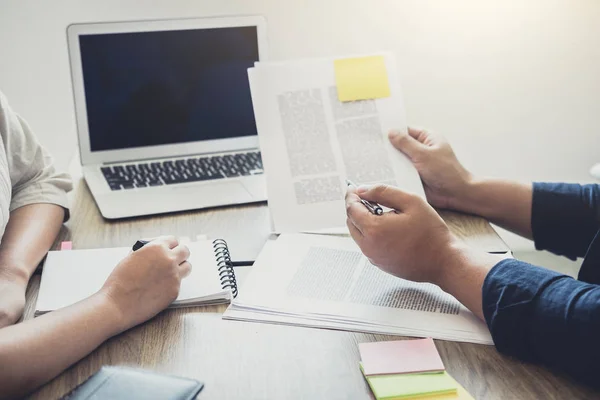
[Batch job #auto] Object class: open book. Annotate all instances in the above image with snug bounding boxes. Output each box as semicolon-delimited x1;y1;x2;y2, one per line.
224;234;494;344
35;239;237;316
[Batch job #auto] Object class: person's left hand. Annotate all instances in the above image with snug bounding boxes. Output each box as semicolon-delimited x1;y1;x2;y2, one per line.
345;184;461;285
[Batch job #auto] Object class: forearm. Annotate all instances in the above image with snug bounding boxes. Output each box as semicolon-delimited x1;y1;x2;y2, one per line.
482;259;600;387
0;204;65;282
436;244;503;320
450;178;533;240
0;291;123;399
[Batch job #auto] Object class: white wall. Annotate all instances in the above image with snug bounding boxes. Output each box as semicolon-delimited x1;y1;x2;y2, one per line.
1;0;599;180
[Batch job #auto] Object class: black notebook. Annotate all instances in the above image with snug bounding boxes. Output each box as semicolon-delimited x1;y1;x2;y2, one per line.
60;366;204;400
36;239;238;315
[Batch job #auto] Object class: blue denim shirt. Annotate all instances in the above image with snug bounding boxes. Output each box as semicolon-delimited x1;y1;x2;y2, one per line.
483;182;600;387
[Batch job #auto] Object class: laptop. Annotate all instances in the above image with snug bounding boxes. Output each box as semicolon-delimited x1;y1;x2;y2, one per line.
67;16;268;219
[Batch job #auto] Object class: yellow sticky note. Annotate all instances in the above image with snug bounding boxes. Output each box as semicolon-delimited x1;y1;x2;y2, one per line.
360;363;475;400
418;383;475;400
360;363;457;400
421;372;474;400
334;55;391;102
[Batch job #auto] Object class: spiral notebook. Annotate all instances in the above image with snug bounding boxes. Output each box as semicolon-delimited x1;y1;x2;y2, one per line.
35;239;238;316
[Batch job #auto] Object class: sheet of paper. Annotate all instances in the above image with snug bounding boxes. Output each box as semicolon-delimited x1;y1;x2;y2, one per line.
37;240;226;313
249;53;424;233
334;55;391;101
359;338;445;376
361;364;457;400
224;234;493;344
302;226;350;235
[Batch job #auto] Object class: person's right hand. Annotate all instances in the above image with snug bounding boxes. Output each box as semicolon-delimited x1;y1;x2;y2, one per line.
100;236;191;332
388;127;473;210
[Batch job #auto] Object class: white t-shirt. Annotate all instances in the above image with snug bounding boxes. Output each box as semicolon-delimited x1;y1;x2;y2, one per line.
0;91;72;238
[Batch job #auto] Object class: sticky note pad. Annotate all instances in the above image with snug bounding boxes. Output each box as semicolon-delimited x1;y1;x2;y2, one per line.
403;374;475;400
417;385;475;400
360;364;457;400
334;55;391;102
359;338;444;376
60;241;72;251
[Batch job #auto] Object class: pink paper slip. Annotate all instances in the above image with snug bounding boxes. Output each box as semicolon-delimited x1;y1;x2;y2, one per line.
359;338;445;376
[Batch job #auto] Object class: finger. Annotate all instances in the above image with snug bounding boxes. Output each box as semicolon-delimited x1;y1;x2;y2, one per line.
388;129;427;160
356;184;416;211
155;235;179;249
178;261;192;279
346;217;363;239
345;186;373;232
408;126;441;147
347;218;367;250
148;235;179;249
171;244;190;265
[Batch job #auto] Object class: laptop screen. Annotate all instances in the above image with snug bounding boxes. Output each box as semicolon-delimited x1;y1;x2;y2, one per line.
78;26;259;152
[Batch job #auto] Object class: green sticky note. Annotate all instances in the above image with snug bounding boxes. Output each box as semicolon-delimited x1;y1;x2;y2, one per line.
334;55;391;102
360;363;458;400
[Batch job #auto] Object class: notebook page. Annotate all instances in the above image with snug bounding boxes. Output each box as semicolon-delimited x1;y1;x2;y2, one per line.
36;240;225;313
177;240;225;301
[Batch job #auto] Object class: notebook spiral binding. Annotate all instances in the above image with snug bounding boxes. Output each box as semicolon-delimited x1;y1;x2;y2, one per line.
213;239;238;298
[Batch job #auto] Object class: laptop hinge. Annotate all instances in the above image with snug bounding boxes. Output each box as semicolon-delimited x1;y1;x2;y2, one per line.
101;147;259;165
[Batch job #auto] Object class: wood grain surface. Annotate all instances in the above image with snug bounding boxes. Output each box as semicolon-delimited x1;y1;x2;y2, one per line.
22;179;598;399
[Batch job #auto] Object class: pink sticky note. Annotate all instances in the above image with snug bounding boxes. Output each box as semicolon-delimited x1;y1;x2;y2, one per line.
359;338;445;376
60;241;72;251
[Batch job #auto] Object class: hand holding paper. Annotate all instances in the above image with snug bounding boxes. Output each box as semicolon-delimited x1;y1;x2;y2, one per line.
387;128;474;211
249;53;424;233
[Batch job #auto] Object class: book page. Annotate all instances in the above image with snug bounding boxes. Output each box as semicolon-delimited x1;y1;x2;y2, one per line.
286;247;460;315
250;53;424;233
231;234;492;344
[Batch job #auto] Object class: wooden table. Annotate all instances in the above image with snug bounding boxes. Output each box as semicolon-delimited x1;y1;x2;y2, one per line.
24;179;598;400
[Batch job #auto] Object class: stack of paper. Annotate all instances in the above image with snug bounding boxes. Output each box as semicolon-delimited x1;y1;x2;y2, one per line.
248;52;425;233
359;339;474;399
224;234;493;344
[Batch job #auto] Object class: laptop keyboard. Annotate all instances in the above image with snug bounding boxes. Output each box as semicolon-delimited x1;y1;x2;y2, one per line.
100;151;263;191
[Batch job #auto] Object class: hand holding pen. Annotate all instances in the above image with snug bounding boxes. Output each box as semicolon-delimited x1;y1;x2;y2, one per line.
345;179;384;216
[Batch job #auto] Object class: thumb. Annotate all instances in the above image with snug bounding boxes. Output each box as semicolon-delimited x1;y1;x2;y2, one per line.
388;129;427;160
357;184;417;211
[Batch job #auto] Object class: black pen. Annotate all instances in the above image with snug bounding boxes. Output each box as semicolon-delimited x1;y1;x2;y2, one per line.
132;239;252;265
345;179;383;216
132;239;150;251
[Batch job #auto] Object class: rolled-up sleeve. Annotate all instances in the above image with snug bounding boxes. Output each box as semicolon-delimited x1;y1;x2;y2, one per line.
532;182;600;260
483;258;600;388
0;93;73;219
